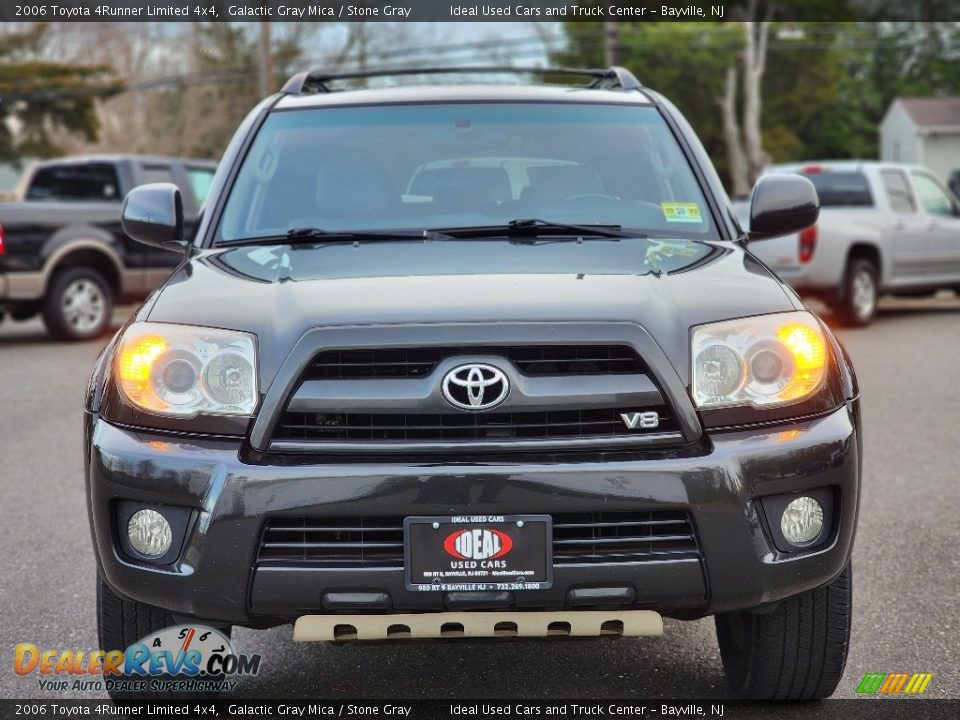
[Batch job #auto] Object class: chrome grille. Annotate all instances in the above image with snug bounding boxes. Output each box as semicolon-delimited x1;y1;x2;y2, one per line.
267;342;686;453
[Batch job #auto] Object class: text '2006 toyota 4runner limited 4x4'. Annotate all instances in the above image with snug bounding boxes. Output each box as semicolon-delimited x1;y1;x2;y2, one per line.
85;67;860;700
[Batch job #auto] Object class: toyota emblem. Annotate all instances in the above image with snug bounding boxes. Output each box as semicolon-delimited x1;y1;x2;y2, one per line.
441;363;510;411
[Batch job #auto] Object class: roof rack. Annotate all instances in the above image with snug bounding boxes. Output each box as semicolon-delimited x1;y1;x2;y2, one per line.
280;66;642;95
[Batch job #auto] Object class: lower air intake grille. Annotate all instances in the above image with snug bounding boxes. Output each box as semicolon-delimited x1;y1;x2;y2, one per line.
256;512;699;569
257;518;404;569
551;511;699;565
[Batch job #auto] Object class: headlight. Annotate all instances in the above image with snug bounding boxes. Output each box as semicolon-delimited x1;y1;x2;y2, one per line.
691;311;827;410
115;323;258;417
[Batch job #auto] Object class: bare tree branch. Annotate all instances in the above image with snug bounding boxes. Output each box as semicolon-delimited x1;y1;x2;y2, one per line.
741;17;771;184
719;65;749;196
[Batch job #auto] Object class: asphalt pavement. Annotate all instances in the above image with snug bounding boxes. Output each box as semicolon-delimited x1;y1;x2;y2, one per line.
1;298;958;704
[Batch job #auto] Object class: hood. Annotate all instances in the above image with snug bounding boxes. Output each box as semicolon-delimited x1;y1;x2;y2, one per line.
146;237;798;385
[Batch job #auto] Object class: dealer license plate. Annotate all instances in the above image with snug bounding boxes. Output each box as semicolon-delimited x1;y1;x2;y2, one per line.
404;515;552;592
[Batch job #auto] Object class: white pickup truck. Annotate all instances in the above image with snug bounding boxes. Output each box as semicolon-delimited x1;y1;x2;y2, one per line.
741;161;960;325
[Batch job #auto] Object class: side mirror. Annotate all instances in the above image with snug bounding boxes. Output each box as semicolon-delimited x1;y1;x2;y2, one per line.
747;174;819;241
121;183;185;252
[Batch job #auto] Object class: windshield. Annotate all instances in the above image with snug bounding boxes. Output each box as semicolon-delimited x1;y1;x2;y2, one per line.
217;103;718;243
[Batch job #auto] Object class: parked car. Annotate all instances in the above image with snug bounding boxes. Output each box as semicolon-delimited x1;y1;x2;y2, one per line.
0;155;216;340
85;67;860;700
741;161;960;325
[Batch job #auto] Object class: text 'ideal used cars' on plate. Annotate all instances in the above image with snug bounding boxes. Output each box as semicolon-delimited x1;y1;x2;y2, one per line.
84;66;860;701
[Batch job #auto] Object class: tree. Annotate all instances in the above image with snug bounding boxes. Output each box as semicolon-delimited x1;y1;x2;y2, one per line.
0;24;119;165
719;17;772;195
134;22;308;159
555;22;748;189
554;15;857;193
42;21;441;160
797;23;960;162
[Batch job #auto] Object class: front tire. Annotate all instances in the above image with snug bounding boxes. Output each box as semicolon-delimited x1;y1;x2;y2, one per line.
42;267;113;341
836;259;877;326
715;564;852;700
97;576;229;700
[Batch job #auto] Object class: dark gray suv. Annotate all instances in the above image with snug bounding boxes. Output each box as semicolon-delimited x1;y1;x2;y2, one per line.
85;67;860;700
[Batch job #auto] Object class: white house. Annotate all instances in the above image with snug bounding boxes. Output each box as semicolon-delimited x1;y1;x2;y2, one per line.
880;97;960;183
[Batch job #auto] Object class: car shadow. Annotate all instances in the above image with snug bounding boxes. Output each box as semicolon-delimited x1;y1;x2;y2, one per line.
0;327;119;348
814;297;960;331
875;303;960;317
0;317;125;348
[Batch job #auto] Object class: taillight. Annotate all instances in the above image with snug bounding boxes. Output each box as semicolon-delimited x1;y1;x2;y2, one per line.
0;223;5;256
799;225;817;264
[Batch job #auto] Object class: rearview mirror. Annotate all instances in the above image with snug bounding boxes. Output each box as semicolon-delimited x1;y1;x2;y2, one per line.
121;183;185;251
747;175;819;241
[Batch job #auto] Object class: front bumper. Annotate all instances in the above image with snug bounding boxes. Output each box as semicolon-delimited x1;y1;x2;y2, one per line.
87;401;860;626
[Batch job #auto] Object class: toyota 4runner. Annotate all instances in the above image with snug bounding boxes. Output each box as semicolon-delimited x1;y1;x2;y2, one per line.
85;67;861;700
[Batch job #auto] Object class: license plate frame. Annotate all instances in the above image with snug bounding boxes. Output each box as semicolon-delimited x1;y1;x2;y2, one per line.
404;514;552;592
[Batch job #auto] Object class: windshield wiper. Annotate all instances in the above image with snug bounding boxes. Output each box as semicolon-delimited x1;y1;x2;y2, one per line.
216;221;643;248
432;219;642;240
217;227;451;248
509;218;637;238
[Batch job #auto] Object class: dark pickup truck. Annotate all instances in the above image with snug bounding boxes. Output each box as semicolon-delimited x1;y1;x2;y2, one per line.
0;155;216;340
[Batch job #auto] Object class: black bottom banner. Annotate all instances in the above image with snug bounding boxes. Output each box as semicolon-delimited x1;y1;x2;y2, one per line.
2;699;957;720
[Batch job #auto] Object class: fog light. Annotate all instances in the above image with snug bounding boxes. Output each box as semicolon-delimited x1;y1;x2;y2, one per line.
780;496;824;546
127;509;172;557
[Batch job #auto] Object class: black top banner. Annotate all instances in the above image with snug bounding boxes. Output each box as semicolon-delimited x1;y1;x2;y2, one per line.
0;0;958;23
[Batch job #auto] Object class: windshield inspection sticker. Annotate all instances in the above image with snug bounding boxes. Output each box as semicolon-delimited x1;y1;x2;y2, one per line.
661;202;703;223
